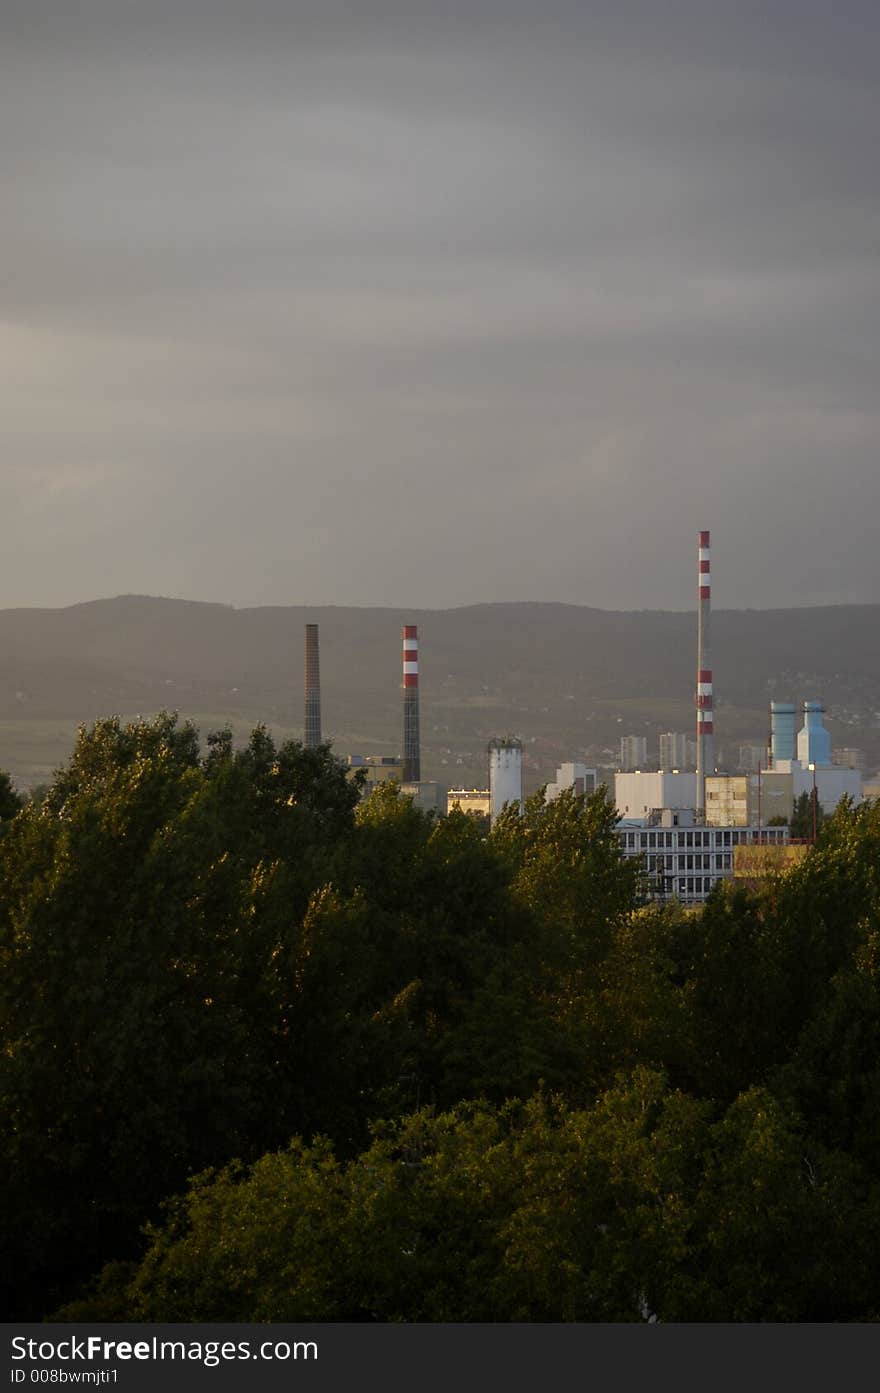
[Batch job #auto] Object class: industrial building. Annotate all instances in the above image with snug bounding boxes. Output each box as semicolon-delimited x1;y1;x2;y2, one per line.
615;810;790;903
447;788;491;818
345;754;405;789
618;699;861;857
611;532;789;903
704;772;793;827
297;529;870;911
764;700;862;814
780;761;861;811
614;770;697;819
609;534;870;903
545;762;598;800
797;701;831;766
402;781;444;814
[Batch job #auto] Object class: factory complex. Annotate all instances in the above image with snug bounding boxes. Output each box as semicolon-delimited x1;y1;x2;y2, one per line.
302;531;873;904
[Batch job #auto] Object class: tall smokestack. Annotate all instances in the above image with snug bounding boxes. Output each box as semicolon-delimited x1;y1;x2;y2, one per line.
304;623;322;749
402;624;420;783
695;529;714;817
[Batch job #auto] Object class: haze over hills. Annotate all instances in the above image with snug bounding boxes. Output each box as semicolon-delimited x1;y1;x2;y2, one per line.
1;596;878;791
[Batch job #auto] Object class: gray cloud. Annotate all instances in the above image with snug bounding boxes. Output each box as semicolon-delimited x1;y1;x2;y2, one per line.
1;1;878;611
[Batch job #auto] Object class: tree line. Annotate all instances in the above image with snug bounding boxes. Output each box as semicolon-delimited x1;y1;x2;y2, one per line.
1;715;879;1321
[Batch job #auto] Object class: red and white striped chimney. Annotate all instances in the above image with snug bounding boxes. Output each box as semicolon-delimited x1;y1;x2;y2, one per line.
402;625;420;783
695;529;714;817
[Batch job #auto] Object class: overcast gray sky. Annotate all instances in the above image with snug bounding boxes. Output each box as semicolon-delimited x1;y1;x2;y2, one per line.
2;0;878;611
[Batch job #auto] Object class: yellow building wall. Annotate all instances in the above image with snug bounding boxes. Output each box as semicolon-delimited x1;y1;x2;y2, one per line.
447;789;491;817
733;842;810;885
705;776;750;826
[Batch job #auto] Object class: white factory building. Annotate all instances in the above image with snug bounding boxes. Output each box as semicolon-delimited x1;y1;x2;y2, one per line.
606;539;868;906
545;762;598;801
610;698;865;904
614;770;697;819
615;810;790;903
776;760;861;807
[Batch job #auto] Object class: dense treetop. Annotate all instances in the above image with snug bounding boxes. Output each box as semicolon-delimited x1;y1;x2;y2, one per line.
1;715;879;1321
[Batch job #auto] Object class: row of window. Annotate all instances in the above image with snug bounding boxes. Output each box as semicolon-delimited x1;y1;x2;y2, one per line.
619;828;786;851
644;853;733;872
675;877;714;896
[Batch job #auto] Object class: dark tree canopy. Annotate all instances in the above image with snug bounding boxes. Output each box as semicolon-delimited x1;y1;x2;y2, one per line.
3;718;880;1321
0;768;23;823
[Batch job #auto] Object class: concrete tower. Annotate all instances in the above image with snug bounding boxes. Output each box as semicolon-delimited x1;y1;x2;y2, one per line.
402;625;420;783
489;736;523;824
304;623;322;749
770;701;796;766
695;530;714;818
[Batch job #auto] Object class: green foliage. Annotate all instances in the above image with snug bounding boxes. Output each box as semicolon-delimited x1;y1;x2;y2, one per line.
0;714;361;1317
775;928;880;1175
582;902;697;1091
790;788;825;839
492;789;643;959
288;787;585;1133
65;1072;880;1323
0;769;24;823
8;735;880;1322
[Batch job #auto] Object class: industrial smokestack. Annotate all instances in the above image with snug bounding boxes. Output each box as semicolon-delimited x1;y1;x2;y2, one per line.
304;623;322;749
402;624;420;783
695;529;714;818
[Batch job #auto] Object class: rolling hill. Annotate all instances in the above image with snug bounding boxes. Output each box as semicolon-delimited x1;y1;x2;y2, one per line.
1;596;878;791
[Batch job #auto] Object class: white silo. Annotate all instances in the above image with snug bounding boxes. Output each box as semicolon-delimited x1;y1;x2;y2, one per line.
489;736;523;824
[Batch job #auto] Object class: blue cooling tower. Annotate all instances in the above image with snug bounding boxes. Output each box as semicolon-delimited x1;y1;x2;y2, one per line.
797;701;831;767
770;701;796;765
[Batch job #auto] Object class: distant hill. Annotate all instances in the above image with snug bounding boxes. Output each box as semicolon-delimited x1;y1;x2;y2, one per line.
1;596;878;790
